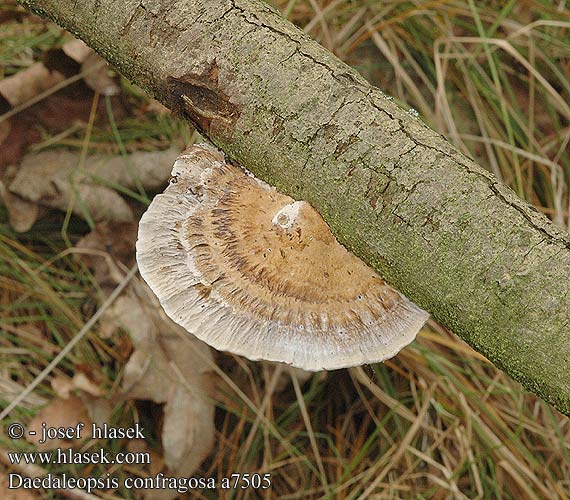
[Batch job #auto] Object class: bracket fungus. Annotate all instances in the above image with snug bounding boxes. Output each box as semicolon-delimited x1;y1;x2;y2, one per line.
136;144;429;370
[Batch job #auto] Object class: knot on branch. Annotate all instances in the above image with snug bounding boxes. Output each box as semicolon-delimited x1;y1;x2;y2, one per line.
167;61;241;139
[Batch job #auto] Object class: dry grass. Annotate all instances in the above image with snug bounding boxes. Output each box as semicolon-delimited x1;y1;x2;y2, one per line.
1;1;570;499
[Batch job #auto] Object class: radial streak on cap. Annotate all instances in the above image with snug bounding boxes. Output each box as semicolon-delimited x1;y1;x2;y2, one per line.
136;144;429;371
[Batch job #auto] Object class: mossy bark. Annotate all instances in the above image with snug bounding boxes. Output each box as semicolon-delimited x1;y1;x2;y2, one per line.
18;0;570;415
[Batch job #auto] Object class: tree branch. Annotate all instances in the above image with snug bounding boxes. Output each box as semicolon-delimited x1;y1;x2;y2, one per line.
17;0;570;415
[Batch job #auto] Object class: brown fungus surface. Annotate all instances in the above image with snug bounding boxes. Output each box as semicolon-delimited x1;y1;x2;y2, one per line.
136;144;429;370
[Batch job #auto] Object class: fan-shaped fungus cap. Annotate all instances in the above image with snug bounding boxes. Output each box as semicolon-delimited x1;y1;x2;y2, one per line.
136;144;429;370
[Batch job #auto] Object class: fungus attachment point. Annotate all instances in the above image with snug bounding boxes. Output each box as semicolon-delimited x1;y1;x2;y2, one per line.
136;144;429;370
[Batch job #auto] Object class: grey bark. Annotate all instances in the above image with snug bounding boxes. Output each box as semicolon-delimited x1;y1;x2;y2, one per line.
17;0;570;415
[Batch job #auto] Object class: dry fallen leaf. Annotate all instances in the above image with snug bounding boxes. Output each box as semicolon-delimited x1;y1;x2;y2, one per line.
14;147;180;194
0;180;40;233
26;396;92;451
0;36;97;109
69;372;104;397
82;52;121;96
51;372;104;399
79;393;113;429
144;98;171;116
0;39;129;168
0;110;41;170
271;364;315;392
9;151;133;223
61;38;92;64
0;120;11;144
110;280;216;499
50;376;75;400
75;223;216;499
76;221;138;293
49;371;111;432
0;62;65;107
7;148;179;229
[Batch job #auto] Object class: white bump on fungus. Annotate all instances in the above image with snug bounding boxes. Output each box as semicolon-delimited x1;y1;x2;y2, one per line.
271;201;305;230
